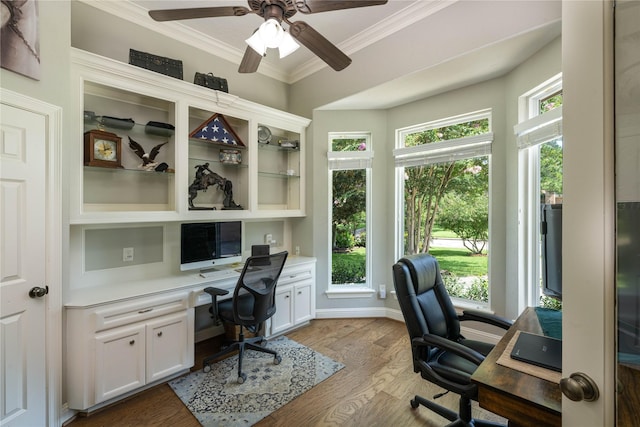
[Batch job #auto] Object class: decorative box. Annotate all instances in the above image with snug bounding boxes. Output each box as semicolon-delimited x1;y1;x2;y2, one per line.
219;149;241;164
129;49;183;80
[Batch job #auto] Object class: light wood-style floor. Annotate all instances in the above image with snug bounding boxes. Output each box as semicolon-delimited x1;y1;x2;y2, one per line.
65;318;504;427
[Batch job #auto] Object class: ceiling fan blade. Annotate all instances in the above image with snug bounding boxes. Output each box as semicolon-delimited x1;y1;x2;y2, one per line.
238;46;263;73
149;6;251;22
295;0;388;14
289;21;351;71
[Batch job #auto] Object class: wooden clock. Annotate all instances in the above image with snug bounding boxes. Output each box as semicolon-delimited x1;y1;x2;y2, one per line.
84;129;123;168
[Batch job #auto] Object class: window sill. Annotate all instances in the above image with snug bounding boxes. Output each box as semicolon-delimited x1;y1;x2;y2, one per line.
325;286;376;299
450;297;491;313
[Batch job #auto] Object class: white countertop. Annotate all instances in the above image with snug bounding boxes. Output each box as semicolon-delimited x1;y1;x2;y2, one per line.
65;256;316;308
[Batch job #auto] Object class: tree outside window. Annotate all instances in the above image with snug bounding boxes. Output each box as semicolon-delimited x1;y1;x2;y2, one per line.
398;115;491;304
329;135;371;287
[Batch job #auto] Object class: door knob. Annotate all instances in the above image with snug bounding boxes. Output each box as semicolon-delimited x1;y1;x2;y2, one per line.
28;286;49;298
560;372;600;402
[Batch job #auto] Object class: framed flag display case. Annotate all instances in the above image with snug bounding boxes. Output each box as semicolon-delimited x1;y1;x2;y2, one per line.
189;113;245;148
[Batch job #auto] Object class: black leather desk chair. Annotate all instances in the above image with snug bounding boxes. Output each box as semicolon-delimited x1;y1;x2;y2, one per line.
392;254;512;427
203;251;288;384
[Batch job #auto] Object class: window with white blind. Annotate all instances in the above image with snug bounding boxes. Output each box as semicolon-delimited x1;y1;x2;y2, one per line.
394;110;493;308
327;132;374;297
516;74;563;309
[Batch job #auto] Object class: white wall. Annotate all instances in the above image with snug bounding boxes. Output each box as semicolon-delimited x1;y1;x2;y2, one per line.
311;109;389;311
309;37;561;317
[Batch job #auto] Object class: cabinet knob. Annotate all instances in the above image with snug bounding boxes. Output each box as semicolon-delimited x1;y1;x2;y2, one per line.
129;340;135;345
285;295;290;299
157;331;163;337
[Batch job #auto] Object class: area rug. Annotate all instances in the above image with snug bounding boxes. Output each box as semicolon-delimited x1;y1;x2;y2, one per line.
169;336;344;426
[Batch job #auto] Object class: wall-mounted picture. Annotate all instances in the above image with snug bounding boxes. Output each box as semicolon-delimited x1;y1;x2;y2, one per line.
1;0;41;80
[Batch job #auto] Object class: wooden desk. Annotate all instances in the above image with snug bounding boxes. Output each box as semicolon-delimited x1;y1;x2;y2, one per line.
471;307;562;427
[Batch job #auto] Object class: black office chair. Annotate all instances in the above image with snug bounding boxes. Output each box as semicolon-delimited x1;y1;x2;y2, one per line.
392;254;512;427
203;251;288;384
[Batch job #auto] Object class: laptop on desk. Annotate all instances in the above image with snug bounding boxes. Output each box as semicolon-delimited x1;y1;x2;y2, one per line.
510;331;562;372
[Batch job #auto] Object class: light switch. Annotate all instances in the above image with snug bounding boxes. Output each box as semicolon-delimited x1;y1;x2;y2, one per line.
123;247;134;262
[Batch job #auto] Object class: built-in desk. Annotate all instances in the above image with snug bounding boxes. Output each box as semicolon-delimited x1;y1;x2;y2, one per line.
471;307;562;427
64;256;316;412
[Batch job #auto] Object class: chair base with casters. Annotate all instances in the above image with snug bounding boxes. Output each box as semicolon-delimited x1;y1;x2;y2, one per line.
202;323;281;384
410;393;504;427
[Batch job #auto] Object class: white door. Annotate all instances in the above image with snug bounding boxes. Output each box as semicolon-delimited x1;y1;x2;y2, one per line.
562;0;640;427
0;103;48;426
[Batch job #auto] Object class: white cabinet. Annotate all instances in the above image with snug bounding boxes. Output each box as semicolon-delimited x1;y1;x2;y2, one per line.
70;48;310;224
269;260;316;335
94;323;146;403
293;281;313;324
272;287;294;334
66;291;194;411
146;312;192;383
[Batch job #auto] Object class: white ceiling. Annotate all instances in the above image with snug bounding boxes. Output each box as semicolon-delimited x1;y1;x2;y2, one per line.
89;0;562;109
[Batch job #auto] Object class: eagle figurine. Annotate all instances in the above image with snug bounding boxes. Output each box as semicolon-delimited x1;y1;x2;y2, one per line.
128;136;168;170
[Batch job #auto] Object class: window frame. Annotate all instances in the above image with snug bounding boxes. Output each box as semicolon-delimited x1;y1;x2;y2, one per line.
326;132;375;299
394;109;493;309
516;74;563;308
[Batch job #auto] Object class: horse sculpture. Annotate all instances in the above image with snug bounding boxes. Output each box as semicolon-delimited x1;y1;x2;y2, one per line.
188;164;242;210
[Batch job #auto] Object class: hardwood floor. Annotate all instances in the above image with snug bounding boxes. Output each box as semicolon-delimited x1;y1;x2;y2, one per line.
65;318;504;427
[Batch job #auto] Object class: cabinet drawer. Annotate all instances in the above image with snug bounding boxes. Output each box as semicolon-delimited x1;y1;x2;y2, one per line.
93;292;189;332
277;269;312;286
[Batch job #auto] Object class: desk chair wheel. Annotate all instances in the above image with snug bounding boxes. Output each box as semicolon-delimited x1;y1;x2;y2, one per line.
203;364;211;373
410;398;419;409
238;373;247;384
274;355;282;365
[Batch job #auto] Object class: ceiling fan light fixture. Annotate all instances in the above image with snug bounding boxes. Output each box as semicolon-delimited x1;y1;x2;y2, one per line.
258;18;284;48
246;31;267;56
278;31;300;58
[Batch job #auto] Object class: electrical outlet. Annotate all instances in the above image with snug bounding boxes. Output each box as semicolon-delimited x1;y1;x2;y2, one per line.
123;247;134;262
264;234;272;245
379;284;387;299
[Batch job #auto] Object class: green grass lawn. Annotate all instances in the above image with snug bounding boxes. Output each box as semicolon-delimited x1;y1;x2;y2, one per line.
428;247;487;277
332;246;486;278
431;225;458;239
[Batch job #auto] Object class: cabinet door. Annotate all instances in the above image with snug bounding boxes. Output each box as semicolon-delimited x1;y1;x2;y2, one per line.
94;323;146;404
294;281;313;324
271;287;293;334
146;311;192;383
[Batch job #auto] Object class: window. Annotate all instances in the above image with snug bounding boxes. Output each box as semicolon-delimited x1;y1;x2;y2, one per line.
394;110;493;308
327;133;373;297
515;74;563;310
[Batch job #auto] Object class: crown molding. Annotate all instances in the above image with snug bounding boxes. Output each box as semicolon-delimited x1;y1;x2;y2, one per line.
79;0;290;82
79;0;457;84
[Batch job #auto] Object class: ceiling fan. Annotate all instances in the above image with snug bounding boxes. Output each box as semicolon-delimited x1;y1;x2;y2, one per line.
148;0;389;73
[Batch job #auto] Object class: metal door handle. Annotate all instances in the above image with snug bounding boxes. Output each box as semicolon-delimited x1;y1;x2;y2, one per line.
29;286;49;298
560;372;600;402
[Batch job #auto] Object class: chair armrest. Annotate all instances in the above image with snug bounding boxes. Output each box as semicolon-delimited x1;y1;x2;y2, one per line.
459;309;513;330
204;287;229;324
414;334;485;366
204;287;229;297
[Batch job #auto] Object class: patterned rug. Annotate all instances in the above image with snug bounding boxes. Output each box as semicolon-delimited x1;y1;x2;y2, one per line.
169;336;344;426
